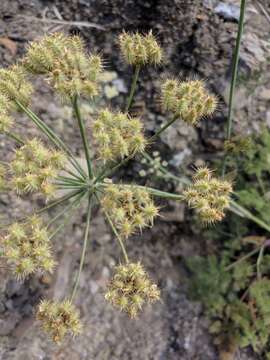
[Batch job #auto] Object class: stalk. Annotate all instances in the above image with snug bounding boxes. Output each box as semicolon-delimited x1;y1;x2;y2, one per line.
125;65;140;113
72;95;94;179
49;191;87;240
4;131;24;145
150;114;179;141
222;0;247;175
46;192;84;228
70;194;92;301
95;194;129;263
230;200;270;233
15;100;87;179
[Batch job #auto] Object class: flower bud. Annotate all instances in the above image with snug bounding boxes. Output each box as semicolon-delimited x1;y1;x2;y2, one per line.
102;184;159;238
36;299;82;343
119;31;162;66
105;262;160;318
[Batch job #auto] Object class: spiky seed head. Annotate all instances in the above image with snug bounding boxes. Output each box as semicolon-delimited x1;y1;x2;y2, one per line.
105;262;160;318
183;167;232;224
93;109;146;162
161;78;218;125
2;217;55;279
119;31;162;66
10;138;66;199
22;32;103;100
36;299;82;343
102;184;159;238
0;65;33;106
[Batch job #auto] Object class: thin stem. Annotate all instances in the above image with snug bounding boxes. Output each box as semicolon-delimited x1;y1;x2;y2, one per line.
63;168;86;182
256;244;265;280
125;65;140;113
94;152;136;184
46;191;84;228
142;152;189;183
150;114;179;141
230;200;270;233
0;189;81;229
70;194;92;301
225;247;260;271
72;95;93;179
57;176;86;186
4;132;24;145
95;193;129;262
15;100;87;179
222;0;247;175
49;191;87;240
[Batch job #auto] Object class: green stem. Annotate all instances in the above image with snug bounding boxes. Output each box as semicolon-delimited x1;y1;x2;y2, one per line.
46;191;84;228
57;176;86;186
96;194;129;263
257;244;265;280
225;247;260;271
49;191;87;240
4;131;24;145
70;195;92;301
125;65;140;113
94;152;136;184
15;100;87;179
222;0;247;175
0;189;81;229
230;200;270;233
150;114;179;141
142;152;189;183
72;95;93;179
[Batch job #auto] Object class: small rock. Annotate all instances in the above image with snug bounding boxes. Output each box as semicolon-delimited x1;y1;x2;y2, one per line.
266;111;270;128
170;149;192;167
112;78;127;93
99;71;118;83
214;3;240;21
260;88;270;101
104;84;119;99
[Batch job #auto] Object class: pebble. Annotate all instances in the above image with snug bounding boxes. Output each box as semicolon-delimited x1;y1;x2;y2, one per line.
214;3;240;21
260;89;270;101
104;84;119;99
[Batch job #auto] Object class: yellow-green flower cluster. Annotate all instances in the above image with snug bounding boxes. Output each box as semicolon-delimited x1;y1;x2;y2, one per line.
119;31;162;66
105;262;160;318
183;167;232;224
0;164;7;191
36;299;82;343
93;109;146;162
0;93;13;132
23;33;102;99
161;79;218;125
2;216;55;279
0;65;33;131
10;138;66;198
0;65;33;106
102;184;159;238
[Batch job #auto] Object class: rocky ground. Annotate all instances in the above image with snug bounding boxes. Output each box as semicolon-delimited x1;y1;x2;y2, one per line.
0;0;269;359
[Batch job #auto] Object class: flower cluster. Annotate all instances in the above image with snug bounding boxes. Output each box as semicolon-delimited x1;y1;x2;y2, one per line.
93;109;146;162
183;167;232;224
119;31;162;66
23;33;103;99
0;65;33;107
105;262;160;318
36;299;82;343
2;216;55;279
0;94;14;132
0;164;7;191
102;184;159;238
161;79;217;125
10;138;66;198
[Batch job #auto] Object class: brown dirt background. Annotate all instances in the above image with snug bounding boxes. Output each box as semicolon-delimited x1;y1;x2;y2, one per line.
0;1;269;359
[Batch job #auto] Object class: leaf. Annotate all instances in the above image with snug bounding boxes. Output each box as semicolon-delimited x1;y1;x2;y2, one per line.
0;37;17;56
